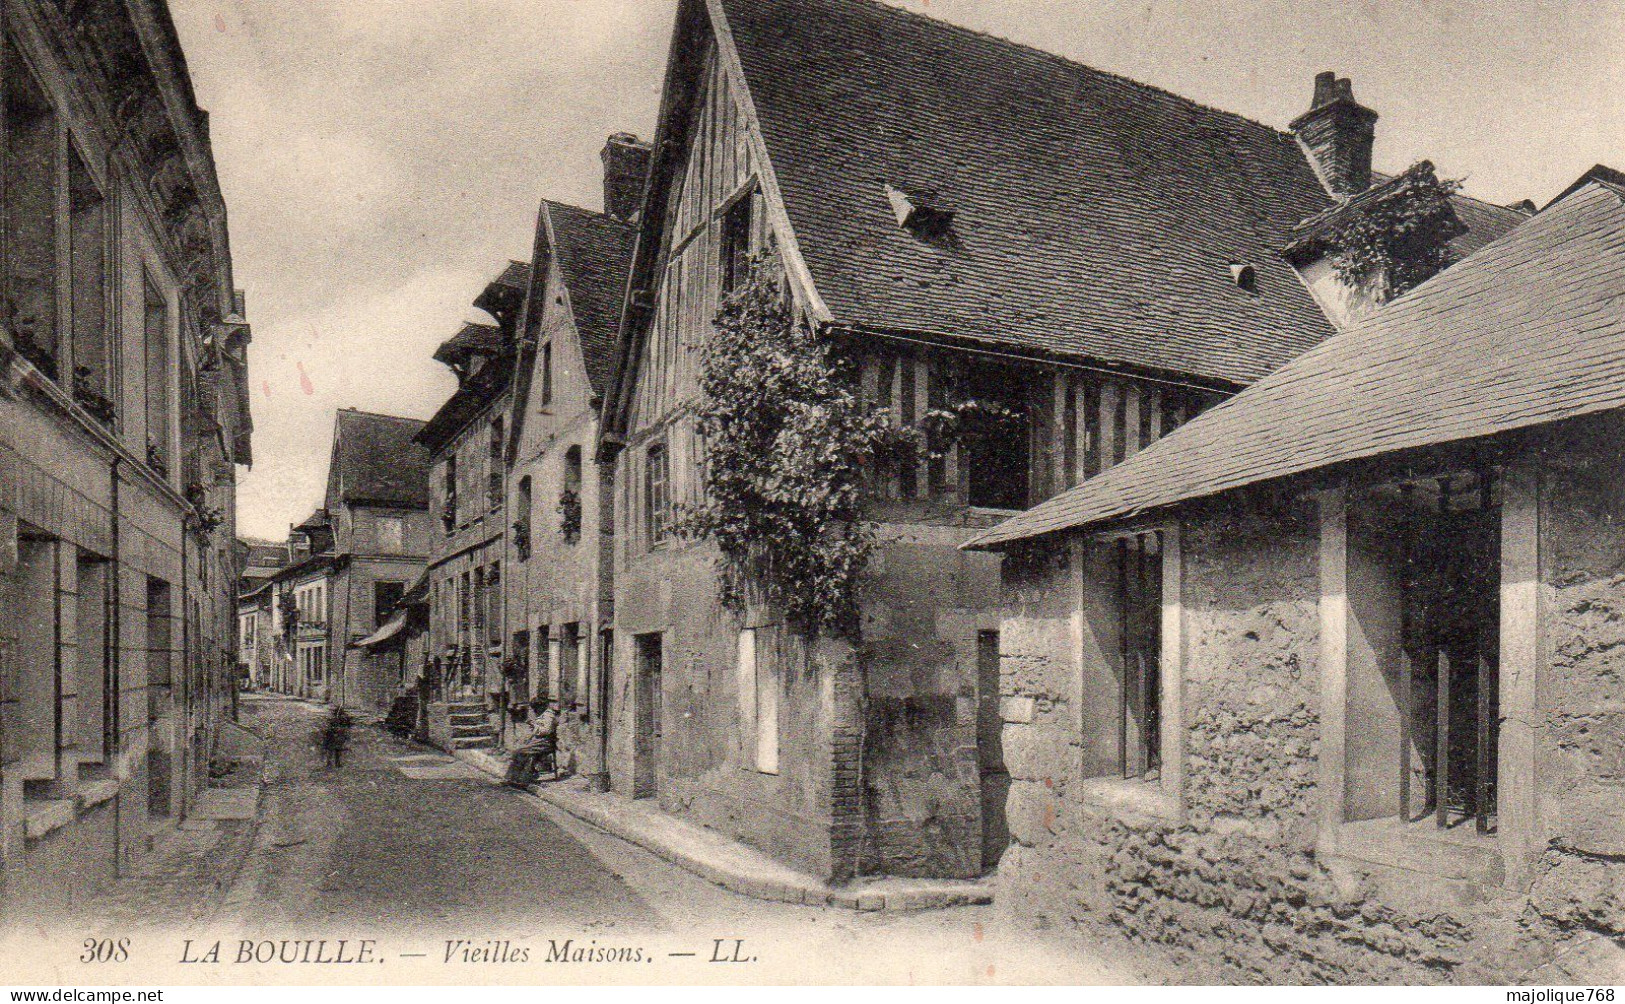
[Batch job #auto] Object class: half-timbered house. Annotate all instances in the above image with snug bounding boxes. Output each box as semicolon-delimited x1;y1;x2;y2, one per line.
598;0;1526;884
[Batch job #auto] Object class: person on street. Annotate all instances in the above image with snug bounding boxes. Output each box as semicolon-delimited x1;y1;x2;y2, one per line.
504;701;559;787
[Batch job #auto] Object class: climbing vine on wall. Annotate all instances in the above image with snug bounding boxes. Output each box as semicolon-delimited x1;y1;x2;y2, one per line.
678;252;909;637
1321;160;1464;304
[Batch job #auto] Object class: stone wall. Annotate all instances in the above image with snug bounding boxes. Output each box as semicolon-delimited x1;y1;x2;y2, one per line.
608;504;1003;881
995;426;1625;984
1521;416;1625;980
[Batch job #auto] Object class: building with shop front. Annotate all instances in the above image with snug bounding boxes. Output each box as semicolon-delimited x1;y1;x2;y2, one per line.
319;409;432;714
967;172;1625;984
0;0;252;913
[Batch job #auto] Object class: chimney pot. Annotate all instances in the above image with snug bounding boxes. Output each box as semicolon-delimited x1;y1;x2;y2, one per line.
1311;70;1337;108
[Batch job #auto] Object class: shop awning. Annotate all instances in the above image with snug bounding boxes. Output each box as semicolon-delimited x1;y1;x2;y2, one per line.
352;610;408;650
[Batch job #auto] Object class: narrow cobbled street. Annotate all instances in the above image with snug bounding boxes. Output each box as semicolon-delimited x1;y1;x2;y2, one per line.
14;694;1127;985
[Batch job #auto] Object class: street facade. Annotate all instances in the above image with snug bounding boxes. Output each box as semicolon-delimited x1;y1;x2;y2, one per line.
3;0;1623;988
0;0;251;917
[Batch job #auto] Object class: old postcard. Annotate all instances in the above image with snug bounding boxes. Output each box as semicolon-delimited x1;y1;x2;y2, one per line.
0;0;1622;990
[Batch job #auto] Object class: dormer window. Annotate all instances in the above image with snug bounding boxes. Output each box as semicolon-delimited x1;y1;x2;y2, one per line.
884;184;955;240
1229;262;1257;292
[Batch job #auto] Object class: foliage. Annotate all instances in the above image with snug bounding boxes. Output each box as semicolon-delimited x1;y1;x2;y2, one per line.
184;482;223;541
677;252;905;637
512;518;532;561
919;397;1025;459
73;366;115;426
1321;161;1464;304
557;488;582;542
146;438;168;479
278;590;300;646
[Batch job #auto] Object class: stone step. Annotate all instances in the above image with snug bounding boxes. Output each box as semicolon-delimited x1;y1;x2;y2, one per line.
442;702;486;714
450;735;494;750
447;712;487;726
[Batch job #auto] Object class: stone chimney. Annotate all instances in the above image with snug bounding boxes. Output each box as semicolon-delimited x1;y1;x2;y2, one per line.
600;132;652;222
1290;71;1378;199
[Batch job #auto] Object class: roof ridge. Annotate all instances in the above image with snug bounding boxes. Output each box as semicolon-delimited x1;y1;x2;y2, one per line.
806;0;1298;142
337;408;426;425
545;198;637;230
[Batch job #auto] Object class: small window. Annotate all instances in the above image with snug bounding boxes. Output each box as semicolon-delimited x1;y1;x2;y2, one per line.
376;515;404;554
515;475;533;560
3;40;59;381
645;440;670;547
540;342;553;406
442;455;458;533
561;446;584;543
143;275;170;477
69;146;111;426
720;192;755;293
374;581;404;628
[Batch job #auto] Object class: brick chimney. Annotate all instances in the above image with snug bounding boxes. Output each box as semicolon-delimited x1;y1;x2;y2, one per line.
1290;71;1378;199
600;133;652;222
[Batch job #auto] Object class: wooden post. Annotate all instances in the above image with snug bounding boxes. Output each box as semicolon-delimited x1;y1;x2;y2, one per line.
1398;483;1414;822
1477;470;1497;834
1436;646;1451;828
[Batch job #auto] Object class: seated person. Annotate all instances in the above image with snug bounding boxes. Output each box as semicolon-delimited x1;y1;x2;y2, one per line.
504;701;560;787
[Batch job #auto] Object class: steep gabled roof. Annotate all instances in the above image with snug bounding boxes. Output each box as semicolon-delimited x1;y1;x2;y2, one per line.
508;200;637;460
547;202;637;395
324;409;431;510
716;0;1339;386
967;181;1625;549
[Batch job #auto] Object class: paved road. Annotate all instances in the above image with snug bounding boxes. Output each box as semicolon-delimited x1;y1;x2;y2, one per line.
18;694;1128;985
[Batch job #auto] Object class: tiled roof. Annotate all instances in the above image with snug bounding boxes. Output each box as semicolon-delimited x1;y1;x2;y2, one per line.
720;0;1341;386
546;201;636;395
967;181;1625;548
432;322;502;366
328;409;431;509
416;347;514;454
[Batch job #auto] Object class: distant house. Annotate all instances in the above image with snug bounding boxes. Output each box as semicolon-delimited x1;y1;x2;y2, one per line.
966;176;1625;983
263;509;337;700
504;145;641;782
236;538;290;689
596;0;1524;883
251;410;431;710
322;409;433;713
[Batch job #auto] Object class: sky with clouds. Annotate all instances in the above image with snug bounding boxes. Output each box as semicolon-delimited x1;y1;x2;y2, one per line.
169;0;1625;541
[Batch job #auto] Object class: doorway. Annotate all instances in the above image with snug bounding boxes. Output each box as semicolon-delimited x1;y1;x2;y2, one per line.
977;630;1010;872
633;633;663;799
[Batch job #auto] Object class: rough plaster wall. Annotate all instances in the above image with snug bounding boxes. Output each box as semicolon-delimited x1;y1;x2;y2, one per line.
996;502;1543;984
1522;419;1625;982
611;538;839;878
857;533;999;879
